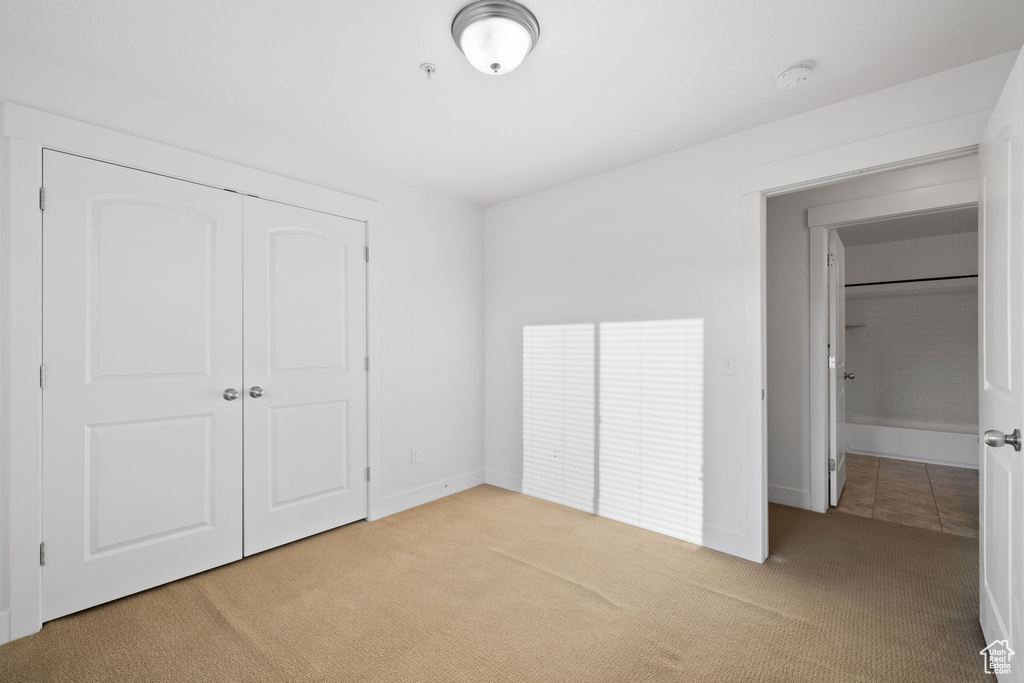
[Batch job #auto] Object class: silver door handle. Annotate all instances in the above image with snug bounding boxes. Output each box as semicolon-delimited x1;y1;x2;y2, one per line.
223;388;239;401
844;372;855;380
249;386;264;398
985;428;1022;452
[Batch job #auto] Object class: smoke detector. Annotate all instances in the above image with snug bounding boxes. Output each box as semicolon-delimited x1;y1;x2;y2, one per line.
776;63;813;90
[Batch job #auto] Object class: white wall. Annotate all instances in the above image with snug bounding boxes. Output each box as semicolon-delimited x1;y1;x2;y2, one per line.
842;233;979;470
485;52;1016;550
845;232;977;284
0;49;485;625
846;286;978;426
765;158;979;509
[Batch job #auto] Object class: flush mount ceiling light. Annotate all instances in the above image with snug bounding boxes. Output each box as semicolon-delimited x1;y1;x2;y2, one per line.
452;0;540;76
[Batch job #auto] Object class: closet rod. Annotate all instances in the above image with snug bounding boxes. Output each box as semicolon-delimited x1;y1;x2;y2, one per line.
846;274;978;288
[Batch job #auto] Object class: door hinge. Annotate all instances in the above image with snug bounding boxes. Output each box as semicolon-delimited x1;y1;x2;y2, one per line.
39;542;45;566
39;187;46;211
827;252;836;267
39;364;47;389
365;356;370;372
829;459;836;473
365;466;371;482
365;246;370;262
761;389;765;400
828;356;836;369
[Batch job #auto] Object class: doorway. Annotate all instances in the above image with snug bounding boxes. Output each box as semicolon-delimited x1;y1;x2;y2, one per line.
828;205;980;535
765;155;979;514
752;46;1022;663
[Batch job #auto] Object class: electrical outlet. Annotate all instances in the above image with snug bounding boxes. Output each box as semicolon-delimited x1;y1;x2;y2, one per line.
410;449;420;464
722;356;736;375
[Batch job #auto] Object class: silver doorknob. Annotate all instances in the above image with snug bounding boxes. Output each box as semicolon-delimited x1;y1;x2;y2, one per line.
985;428;1022;452
844;372;855;380
249;386;264;398
223;388;239;401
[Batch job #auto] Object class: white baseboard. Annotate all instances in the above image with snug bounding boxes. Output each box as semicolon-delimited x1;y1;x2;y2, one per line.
484;470;761;563
484;469;522;493
846;423;978;469
597;497;759;563
767;484;812;509
521;478;595;514
0;609;10;645
378;469;485;518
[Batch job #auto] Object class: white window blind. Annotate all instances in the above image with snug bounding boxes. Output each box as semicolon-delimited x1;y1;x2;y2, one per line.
599;319;704;543
522;324;595;512
522;319;704;542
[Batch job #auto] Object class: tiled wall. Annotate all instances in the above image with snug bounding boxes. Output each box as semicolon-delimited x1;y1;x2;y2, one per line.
845;287;978;427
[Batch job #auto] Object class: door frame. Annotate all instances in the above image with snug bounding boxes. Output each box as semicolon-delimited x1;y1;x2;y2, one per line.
0;103;383;642
739;108;991;561
807;181;979;512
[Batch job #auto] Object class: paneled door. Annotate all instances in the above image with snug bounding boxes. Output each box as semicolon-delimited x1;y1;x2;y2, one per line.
42;151;244;621
979;49;1024;668
828;231;847;506
242;197;368;555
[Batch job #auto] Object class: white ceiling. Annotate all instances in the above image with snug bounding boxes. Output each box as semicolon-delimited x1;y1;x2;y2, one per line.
1;0;1022;206
837;206;977;247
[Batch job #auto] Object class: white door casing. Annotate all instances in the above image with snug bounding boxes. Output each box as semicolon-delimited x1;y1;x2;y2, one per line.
828;231;848;506
805;181;980;514
242;197;368;556
979;49;1024;669
41;151;244;620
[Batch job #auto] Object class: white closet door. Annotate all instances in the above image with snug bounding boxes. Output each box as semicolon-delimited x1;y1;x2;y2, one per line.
42;152;244;621
242;197;368;555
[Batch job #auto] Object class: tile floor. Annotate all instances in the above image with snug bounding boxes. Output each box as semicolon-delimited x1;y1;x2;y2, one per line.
836;453;979;537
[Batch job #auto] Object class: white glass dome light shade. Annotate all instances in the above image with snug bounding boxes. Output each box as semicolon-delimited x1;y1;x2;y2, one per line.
459;16;532;75
452;1;540;76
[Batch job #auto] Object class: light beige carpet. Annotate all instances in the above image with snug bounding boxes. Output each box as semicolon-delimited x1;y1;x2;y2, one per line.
0;486;984;682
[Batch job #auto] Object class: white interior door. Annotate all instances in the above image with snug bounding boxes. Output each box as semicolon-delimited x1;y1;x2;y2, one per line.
42;152;243;621
828;230;848;506
979;49;1024;668
242;197;368;555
